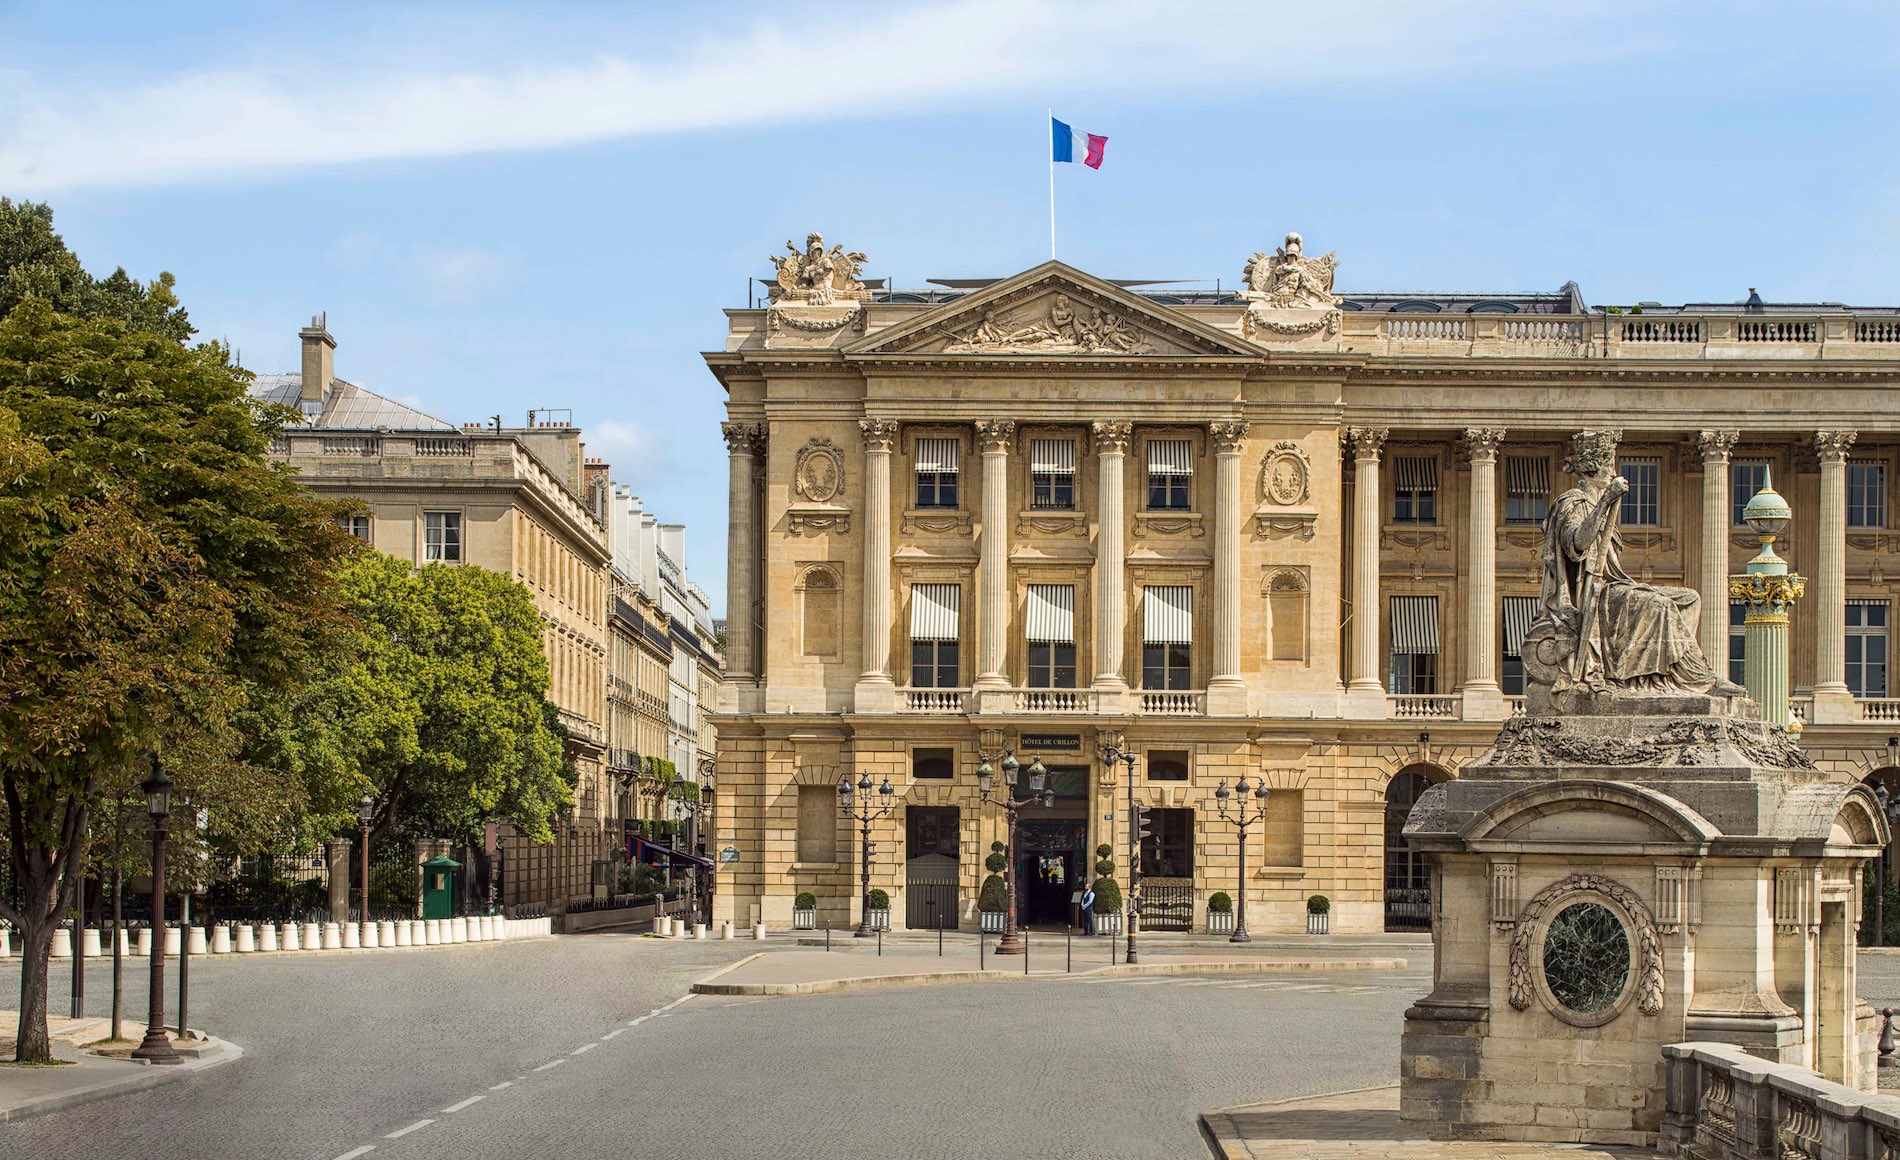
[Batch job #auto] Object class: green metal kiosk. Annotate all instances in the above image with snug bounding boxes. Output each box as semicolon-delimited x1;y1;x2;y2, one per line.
420;855;461;920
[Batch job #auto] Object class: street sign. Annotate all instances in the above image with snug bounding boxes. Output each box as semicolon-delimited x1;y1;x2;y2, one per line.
718;845;740;863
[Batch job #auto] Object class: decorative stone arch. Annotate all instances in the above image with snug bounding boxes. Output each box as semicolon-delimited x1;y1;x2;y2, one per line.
1383;762;1448;932
1262;566;1310;661
1462;780;1721;851
1836;782;1888;848
794;563;843;658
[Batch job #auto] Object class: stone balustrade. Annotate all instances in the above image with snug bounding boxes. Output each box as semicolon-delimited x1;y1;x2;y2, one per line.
1331;309;1900;359
1660;1042;1895;1160
1387;694;1460;720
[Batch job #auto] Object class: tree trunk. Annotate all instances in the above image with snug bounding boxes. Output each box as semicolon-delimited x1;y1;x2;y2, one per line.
14;910;54;1063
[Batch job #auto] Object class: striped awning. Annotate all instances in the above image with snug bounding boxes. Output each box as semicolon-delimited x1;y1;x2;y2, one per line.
1146;439;1194;476
1502;596;1539;657
1030;438;1076;474
1025;584;1075;643
915;437;960;473
1389;595;1440;655
1393;456;1439;491
1505;456;1550;495
1143;585;1193;644
910;584;960;641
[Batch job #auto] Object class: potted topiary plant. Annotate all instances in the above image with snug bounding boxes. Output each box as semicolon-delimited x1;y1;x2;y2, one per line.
1092;844;1123;936
979;843;1009;933
1306;893;1331;935
866;887;891;931
1206;891;1235;935
793;890;817;930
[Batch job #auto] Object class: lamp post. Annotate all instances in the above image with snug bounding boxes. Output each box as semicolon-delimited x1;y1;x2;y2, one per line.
838;772;897;938
1213;777;1271;943
1097;737;1142;964
356;794;374;940
977;752;1054;955
1731;468;1804;731
130;756;180;1065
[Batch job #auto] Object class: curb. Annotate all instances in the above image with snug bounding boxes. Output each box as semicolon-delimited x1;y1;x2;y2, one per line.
0;1035;245;1125
1197;1082;1400;1160
691;955;1406;996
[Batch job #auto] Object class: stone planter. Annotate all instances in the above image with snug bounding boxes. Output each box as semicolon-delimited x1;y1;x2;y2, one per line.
1306;911;1330;935
1206;910;1235;935
792;908;816;931
980;911;1005;934
1095;911;1123;936
867;908;891;932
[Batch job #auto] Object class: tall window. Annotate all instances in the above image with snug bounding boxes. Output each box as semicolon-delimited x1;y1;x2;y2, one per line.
423;511;462;562
1504;456;1550;525
1030;438;1076;510
909;583;960;688
1501;596;1538;696
1618;458;1661;527
1731;460;1770;526
1849;460;1886;529
1392;456;1438;524
1388;595;1440;695
336;514;371;542
914;437;960;509
1146;439;1193;510
1728;600;1747;689
1025;583;1076;688
1139;808;1194;878
1141;585;1193;689
1847;600;1889;698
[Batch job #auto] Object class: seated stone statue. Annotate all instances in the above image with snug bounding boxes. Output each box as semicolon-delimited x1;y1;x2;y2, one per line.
1522;431;1744;700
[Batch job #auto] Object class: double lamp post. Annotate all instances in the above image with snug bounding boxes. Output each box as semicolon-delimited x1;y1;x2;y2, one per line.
977;751;1053;955
838;772;897;938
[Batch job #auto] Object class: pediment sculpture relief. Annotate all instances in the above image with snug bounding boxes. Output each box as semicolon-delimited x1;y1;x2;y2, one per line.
943;292;1155;354
1240;232;1342;340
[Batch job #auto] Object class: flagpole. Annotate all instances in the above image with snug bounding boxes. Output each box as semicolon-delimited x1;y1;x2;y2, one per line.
1047;108;1056;260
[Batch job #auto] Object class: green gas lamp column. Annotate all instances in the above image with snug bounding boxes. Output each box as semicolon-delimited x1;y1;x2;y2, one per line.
1730;468;1806;731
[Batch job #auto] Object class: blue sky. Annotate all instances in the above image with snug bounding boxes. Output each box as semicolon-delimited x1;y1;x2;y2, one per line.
4;1;1899;615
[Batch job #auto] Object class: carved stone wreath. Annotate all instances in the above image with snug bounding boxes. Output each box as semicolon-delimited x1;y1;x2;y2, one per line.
1242;306;1340;340
1508;873;1664;1023
794;438;845;502
1261;441;1311;506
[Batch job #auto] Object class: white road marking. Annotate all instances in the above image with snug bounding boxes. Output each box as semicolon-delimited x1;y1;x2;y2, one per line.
333;1148;376;1160
602;1028;624;1040
661;995;695;1010
443;1095;485;1113
533;1059;565;1072
489;1081;514;1091
627;1015;650;1026
571;1043;597;1055
385;1120;434;1139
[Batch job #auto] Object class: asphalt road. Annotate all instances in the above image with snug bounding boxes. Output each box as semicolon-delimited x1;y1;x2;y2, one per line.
0;934;1429;1160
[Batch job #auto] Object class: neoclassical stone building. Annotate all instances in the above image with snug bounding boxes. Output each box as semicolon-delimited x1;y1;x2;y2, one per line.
707;233;1900;934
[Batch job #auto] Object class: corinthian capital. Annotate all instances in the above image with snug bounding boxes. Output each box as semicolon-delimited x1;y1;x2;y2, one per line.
1343;426;1388;461
1091;420;1133;454
974;419;1016;453
1695;430;1739;466
1209;420;1250;453
859;417;899;452
1813;430;1858;465
721;421;766;455
1459;427;1507;463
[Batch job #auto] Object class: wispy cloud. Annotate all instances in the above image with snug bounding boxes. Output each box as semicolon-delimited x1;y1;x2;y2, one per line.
325;232;514;305
0;0;1622;191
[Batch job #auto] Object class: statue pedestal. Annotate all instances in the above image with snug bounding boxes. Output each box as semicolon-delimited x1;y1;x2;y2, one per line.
1398;699;1884;1147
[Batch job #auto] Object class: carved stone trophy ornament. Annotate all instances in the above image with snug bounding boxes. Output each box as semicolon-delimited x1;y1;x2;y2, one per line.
1240;231;1342;339
764;233;870;340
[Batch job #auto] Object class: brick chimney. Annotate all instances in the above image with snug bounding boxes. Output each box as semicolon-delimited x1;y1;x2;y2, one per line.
299;313;335;406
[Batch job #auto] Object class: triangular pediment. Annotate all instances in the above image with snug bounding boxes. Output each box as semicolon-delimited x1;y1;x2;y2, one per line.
845;262;1262;359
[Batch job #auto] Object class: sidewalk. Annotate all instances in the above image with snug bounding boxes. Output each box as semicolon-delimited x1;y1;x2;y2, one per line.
1198;1084;1655;1159
0;1012;239;1123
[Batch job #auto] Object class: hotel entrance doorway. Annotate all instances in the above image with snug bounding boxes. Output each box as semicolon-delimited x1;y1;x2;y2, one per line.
1012;765;1090;927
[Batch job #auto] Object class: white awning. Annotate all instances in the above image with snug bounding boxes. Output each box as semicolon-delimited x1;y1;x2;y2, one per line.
1505;456;1550;495
1390;595;1440;655
1146;439;1194;476
915;438;960;474
1393;456;1439;491
910;583;960;641
1502;596;1539;657
1025;584;1075;643
1030;438;1076;475
1142;585;1193;644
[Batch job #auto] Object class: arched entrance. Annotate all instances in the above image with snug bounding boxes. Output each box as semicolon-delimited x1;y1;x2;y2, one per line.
1384;766;1442;932
1860;767;1900;945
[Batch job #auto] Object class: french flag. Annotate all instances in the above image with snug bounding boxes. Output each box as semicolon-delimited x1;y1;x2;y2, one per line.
1052;117;1107;169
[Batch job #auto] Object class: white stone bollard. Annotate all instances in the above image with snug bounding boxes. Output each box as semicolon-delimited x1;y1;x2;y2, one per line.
51;927;72;959
258;924;277;952
342;922;360;949
478;916;493;940
280;923;299;951
378;920;396;947
320;922;340;950
137;927;154;957
164;926;181;957
361;922;378;949
187;927;207;956
393;920;411;947
753;923;767;940
81;927;103;957
424;919;441;946
452;917;468;943
652;915;667;936
211;926;231;954
301;921;321;950
692;923;707;940
0;927;10;957
236;925;256;953
721;921;733;940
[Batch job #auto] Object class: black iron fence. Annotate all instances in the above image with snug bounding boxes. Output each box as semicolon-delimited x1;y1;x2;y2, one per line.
1140;880;1194;932
199;851;332;925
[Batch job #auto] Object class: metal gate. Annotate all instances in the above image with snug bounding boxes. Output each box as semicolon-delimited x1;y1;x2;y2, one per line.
906;875;958;929
1140;879;1193;932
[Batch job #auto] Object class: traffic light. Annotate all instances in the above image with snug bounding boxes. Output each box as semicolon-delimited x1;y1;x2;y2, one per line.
1133;804;1154;843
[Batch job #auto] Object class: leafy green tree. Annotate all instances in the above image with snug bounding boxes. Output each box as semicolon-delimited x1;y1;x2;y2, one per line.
0;199;191;341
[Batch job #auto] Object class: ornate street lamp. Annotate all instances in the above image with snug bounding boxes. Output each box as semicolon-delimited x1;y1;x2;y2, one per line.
1731;469;1804;731
839;771;897;938
1096;737;1143;964
130;756;180;1065
1214;776;1272;943
976;751;1052;955
356;794;375;941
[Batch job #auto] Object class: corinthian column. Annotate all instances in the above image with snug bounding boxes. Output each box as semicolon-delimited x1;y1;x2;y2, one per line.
1813;430;1857;721
1460;428;1506;718
1208;420;1249;716
1697;430;1739;674
721;421;765;712
974;420;1015;695
1092;421;1132;696
855;418;898;712
1344;426;1389;717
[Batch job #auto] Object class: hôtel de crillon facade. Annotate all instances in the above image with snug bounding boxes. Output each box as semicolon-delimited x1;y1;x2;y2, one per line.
706;230;1900;935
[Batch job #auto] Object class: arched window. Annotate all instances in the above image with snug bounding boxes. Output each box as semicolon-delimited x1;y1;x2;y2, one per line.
1384;766;1444;931
1468;301;1519;314
1391;301;1441;314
